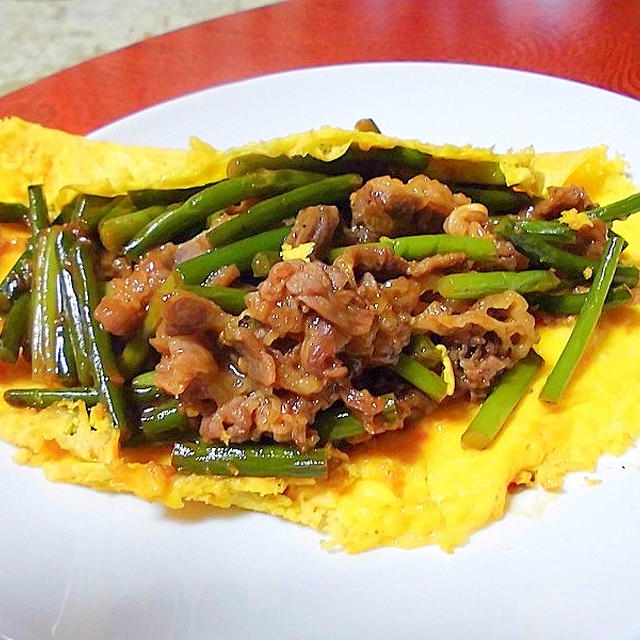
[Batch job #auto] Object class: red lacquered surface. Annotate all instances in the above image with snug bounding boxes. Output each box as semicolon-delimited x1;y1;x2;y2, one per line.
0;0;639;134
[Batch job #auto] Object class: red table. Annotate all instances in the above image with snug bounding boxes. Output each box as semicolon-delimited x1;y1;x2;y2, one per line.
1;0;638;134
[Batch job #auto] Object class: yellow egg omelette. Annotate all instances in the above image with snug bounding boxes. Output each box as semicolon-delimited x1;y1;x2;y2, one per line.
0;116;638;553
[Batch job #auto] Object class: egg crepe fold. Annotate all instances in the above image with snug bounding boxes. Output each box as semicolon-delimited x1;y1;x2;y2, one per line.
0;117;638;553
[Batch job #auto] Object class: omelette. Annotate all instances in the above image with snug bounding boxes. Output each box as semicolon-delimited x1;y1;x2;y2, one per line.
0;116;639;553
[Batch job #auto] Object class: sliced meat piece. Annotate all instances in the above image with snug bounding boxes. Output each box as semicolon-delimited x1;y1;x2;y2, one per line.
173;231;210;263
407;252;467;278
272;345;329;395
346;273;422;366
95;244;175;336
221;323;277;387
447;332;512;400
160;290;231;335
443;202;490;237
334;244;410;283
299;290;374;335
286;205;340;258
529;185;596;220
349;174;470;238
207;264;241;287
443;203;528;271
413;290;538;398
339;386;407;435
576;217;608;258
199;391;320;451
299;316;350;379
151;333;218;398
245;261;308;338
413;290;537;356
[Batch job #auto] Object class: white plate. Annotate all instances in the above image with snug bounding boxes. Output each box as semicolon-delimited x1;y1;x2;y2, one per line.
2;63;640;640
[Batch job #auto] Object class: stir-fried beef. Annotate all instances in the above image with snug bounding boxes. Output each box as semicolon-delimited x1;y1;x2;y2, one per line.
199;391;323;449
149;241;481;448
526;184;605;257
173;231;210;263
207;264;241;287
150;292;230;402
247;259;375;339
443;202;528;270
492;238;529;271
336;244;410;281
576;217;608;258
529;185;596;220
443;202;490;238
286;205;340;258
448;332;513;400
340;387;402;433
152;333;219;399
341;383;433;435
407;252;468;279
159;289;230;335
344;271;423;367
95;244;175;336
350;175;470;238
413;291;537;396
413;291;536;358
221;322;277;386
94;172;550;450
151;287;336;448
